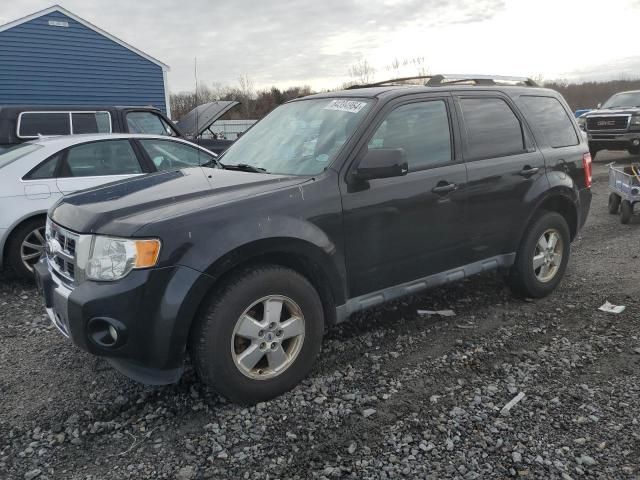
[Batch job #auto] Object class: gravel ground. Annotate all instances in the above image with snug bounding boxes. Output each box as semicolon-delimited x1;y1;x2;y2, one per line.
1;154;639;480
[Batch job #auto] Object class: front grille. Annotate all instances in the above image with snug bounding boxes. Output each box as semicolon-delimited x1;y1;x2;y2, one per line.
586;115;629;131
46;221;78;285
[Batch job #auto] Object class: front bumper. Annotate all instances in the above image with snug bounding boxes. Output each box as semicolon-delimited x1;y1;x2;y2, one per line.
34;259;214;385
587;131;640;150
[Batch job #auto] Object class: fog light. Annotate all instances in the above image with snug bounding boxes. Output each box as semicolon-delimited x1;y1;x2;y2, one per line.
87;317;127;348
633;139;640;146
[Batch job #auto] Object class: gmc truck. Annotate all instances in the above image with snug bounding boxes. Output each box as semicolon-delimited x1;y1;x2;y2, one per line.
577;90;640;159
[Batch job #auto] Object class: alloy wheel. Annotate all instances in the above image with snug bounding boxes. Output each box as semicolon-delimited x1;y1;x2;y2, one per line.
20;226;46;273
532;228;564;283
231;295;305;380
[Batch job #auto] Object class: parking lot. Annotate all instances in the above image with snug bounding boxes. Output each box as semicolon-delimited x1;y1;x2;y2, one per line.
1;155;638;480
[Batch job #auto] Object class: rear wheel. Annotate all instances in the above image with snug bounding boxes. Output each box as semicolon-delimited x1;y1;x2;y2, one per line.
191;265;324;404
620;200;633;224
608;193;621;214
6;218;46;280
508;211;570;298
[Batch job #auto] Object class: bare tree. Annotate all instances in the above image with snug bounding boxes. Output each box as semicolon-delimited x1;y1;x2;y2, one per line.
238;74;255;117
349;59;376;85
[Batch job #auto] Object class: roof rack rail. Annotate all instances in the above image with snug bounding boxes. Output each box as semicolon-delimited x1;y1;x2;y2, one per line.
346;74;538;89
426;74;538;87
345;75;434;89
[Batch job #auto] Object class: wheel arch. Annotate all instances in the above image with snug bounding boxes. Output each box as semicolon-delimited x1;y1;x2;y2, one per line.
1;211;48;268
198;237;346;327
521;190;579;245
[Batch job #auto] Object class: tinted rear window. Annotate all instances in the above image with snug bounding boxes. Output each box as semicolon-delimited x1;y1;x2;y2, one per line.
71;112;112;134
460;98;525;159
519;96;578;148
0;143;43;169
18;112;70;137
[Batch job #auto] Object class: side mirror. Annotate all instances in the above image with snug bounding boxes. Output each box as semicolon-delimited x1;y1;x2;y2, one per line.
353;148;408;181
597;102;602;109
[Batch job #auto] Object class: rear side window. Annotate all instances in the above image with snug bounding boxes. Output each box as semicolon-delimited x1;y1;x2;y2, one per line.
459;98;525;160
519;96;578;148
18;113;70;138
126;112;177;136
71;112;112;134
17;111;111;138
25;153;61;179
64;140;142;177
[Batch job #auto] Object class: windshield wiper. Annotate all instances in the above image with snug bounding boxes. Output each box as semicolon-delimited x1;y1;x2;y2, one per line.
220;163;269;174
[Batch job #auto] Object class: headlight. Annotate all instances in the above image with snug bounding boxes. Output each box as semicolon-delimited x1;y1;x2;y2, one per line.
577;117;586;130
86;236;161;281
630;116;640;126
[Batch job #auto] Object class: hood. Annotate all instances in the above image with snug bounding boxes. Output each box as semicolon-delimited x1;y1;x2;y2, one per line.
585;106;640;116
50;167;305;236
175;101;240;137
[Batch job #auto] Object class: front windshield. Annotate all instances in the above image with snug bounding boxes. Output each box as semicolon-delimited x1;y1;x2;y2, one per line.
0;143;43;169
602;91;640;109
219;98;373;175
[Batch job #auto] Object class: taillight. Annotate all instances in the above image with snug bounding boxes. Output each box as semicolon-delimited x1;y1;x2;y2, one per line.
583;152;592;188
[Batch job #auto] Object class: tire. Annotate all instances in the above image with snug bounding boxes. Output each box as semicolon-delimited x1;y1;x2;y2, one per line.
620;200;633;224
190;264;324;405
6;217;46;280
508;211;571;298
608;193;621;214
628;147;640;156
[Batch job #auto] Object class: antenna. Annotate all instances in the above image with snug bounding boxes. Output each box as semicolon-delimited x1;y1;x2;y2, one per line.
194;57;199;137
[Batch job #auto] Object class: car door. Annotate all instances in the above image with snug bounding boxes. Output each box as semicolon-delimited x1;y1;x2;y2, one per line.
135;138;217;171
341;96;469;298
56;139;146;194
454;94;547;262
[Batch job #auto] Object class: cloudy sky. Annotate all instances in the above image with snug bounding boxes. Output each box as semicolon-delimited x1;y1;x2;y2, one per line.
2;0;640;93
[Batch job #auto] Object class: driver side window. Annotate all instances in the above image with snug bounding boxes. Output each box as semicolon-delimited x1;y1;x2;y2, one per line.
138;139;216;171
368;100;452;170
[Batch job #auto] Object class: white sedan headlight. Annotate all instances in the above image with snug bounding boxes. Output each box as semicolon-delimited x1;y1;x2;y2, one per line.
86;236;161;281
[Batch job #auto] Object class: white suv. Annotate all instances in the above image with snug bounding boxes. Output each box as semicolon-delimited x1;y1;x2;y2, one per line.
0;133;217;278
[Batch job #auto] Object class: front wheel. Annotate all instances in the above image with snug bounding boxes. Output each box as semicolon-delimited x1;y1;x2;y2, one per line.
508;211;571;298
190;265;324;404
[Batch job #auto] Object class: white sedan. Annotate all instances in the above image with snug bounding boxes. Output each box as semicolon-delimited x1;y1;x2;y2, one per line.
0;133;218;279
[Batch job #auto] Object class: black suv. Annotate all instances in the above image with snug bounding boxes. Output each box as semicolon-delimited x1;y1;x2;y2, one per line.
577;89;640;158
35;75;592;404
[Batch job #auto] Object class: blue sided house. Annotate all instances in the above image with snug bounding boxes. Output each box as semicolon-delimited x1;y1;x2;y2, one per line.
0;5;171;116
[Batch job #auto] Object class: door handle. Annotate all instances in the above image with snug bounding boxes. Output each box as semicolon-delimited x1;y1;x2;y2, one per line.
432;182;457;194
519;166;540;177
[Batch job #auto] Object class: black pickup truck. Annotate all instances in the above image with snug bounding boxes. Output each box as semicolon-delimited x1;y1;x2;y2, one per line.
0;101;240;154
577;89;640;158
35;75;592;404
